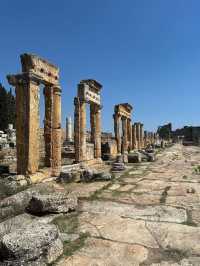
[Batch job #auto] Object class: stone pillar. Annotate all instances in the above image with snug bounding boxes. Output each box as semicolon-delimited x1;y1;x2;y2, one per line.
144;130;148;148
7;75;40;175
90;104;96;144
114;114;121;153
74;98;86;162
136;123;141;150
132;123;137;150
51;85;62;176
127;118;132;151
95;106;102;158
66;116;73;142
140;123;144;149
90;104;101;159
121;116;128;154
44;86;53;167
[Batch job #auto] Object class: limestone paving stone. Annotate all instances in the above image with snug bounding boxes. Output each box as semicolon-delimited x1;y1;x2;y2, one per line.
80;200;187;223
146;221;200;256
56;237;148;266
117;184;135;192
78;212;159;248
108;183;121;190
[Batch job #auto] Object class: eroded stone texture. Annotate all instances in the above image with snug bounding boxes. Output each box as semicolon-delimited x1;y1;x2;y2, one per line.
0;222;63;265
113;103;133;157
56;237;148;266
7;76;40;175
74;80;102;163
7;53;62;177
135;122;141;150
132;123;138;149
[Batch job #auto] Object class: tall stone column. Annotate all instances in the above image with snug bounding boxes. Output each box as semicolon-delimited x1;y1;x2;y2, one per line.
44;86;53;167
140;123;144;149
144;131;147;148
95;105;101;158
114;114;121;153
74;98;86;162
90;104;96;144
66;116;73;142
127;118;132;151
121;116;128;154
132;123;137;150
136;123;141;150
51;85;62;176
7;74;40;175
90;104;101;159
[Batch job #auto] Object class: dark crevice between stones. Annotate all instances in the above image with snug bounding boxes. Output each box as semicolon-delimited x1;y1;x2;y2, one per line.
141;247;189;266
182;209;198;227
160;186;171;204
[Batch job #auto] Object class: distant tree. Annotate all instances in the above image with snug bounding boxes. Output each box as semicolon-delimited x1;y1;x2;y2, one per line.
7;88;16;128
157;123;172;140
0;83;16;131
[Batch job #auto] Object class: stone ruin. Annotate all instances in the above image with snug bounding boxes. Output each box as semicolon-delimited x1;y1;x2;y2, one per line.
113;103;133;155
132;122;144;150
0;124;16;150
7;53;61;177
3;53;161;179
74;79;102;164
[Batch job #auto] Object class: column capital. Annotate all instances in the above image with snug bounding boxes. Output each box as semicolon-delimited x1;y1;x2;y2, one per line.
52;85;62;95
74;97;86;106
121;116;127;121
7;72;41;86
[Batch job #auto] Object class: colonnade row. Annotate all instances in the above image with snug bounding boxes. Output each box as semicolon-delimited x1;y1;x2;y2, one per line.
8;54;158;177
114;116;145;154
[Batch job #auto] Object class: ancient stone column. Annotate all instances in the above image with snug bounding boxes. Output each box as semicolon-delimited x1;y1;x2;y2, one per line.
90;104;96;144
136;123;141;150
51;85;62;176
7;74;40;175
127;118;132;151
140;123;144;149
66;116;73;142
44;86;53;168
144;131;147;148
90;104;101;159
132;123;137;150
114;114;121;153
74;98;86;162
95;105;101;158
121;116;128;154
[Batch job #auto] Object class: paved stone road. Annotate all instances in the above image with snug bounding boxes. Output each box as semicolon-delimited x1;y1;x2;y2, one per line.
57;144;200;266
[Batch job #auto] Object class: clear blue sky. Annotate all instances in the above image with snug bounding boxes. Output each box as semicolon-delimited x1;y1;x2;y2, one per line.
1;0;200;132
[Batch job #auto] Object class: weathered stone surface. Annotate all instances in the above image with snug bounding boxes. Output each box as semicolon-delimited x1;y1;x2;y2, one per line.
59;171;79;183
111;162;126;171
80;169;112;182
0;183;55;221
80;200;187;223
108;183;121;190
146;222;200;256
117;184;135;192
8;54;62;177
78;212;159;248
128;152;142;163
56;237;148;266
113;104;133;154
74;80;102;162
0;213;34;239
27;192;77;214
0;222;63;265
